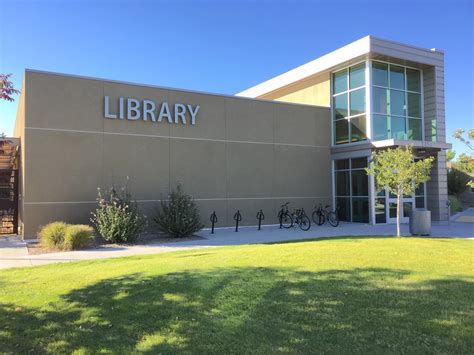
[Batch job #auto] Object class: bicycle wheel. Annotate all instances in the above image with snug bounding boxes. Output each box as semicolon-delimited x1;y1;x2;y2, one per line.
280;212;293;229
328;212;339;227
299;214;311;231
312;210;324;225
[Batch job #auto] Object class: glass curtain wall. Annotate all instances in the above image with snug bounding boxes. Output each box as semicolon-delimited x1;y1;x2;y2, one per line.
334;157;369;223
333;63;367;145
372;61;423;141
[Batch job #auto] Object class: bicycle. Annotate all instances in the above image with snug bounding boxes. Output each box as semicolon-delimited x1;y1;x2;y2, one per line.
278;202;311;231
312;204;339;227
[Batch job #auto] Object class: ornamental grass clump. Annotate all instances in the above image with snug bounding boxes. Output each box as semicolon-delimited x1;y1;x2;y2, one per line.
154;184;203;238
91;187;145;243
39;222;94;250
39;222;67;248
62;225;95;251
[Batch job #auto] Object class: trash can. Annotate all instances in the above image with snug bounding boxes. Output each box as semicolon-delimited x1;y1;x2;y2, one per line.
410;209;431;236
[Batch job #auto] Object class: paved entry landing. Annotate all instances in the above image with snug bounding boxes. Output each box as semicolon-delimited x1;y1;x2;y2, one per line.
0;235;31;268
451;208;474;223
1;220;472;270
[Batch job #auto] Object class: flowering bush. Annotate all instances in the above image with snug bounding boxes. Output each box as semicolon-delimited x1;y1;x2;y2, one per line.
90;187;145;243
153;184;203;238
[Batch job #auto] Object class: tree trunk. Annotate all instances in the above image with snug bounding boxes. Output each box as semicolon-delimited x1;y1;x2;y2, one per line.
396;187;401;237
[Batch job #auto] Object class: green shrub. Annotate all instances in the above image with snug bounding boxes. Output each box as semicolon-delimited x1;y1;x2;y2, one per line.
153;184;203;238
63;224;95;251
90;187;145;243
39;222;67;248
448;195;463;214
447;168;470;195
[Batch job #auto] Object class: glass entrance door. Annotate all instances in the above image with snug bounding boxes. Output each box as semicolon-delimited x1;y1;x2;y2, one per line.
387;196;414;224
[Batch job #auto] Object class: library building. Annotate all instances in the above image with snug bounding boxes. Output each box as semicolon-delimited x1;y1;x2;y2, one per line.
2;36;450;239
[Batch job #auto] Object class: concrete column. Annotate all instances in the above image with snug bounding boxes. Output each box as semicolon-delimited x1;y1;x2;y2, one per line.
427;151;449;221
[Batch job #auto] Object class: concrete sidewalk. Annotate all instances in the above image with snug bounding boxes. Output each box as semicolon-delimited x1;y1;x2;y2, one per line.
1;220;472;270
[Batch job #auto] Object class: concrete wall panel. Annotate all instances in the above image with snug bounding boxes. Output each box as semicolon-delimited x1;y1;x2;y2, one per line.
26;71;104;132
18;71;331;238
226;142;274;198
169;139;227;199
24;129;103;203
102;134;170;200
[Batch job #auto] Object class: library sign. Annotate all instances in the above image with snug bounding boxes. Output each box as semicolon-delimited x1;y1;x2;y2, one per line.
104;96;200;125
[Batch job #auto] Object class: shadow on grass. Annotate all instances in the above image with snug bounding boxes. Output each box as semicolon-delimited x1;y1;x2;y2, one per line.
1;267;473;353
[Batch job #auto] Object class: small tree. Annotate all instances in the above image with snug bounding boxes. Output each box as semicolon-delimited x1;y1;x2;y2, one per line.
154;184;203;238
366;146;434;237
453;128;474;188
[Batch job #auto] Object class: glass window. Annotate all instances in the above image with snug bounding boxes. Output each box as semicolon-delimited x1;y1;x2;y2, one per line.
415;183;425;196
373;114;389;140
389;202;397;218
335;119;349;145
351;157;368;169
391;116;406;140
351;170;369;196
415;196;425;208
336;171;350;196
372;61;388;87
375;198;386;223
333;94;347;119
390;65;405;90
406;68;421;92
333;69;347;94
336;197;351;222
373;87;388;114
332;63;366;146
352;198;369;223
334;157;370;223
350;115;367;142
431;119;437;143
403;202;413;218
390;90;406;116
407;118;422;140
350;89;365;116
350;63;365;89
371;61;423;143
407;93;421;118
335;159;349;170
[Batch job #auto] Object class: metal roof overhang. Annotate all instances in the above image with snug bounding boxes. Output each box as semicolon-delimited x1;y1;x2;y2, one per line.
330;139;451;160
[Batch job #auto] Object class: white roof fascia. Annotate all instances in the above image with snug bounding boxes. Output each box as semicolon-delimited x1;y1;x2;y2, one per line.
237;35;444;98
236;36;371;98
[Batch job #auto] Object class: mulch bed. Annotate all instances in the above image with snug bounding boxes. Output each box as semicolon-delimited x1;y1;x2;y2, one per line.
27;233;206;255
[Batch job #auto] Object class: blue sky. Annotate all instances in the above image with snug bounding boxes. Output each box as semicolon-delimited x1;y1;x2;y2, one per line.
0;0;472;155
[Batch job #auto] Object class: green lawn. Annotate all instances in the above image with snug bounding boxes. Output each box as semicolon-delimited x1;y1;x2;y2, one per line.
1;237;473;354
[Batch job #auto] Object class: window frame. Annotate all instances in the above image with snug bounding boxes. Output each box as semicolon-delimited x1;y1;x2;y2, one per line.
370;60;425;142
331;60;369;146
333;157;370;223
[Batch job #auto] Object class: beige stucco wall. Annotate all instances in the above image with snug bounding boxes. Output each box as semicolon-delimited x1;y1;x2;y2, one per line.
259;73;330;107
18;70;331;238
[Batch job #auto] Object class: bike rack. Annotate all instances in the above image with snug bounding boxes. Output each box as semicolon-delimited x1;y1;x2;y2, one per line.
256;209;265;230
209;211;218;234
234;210;242;232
